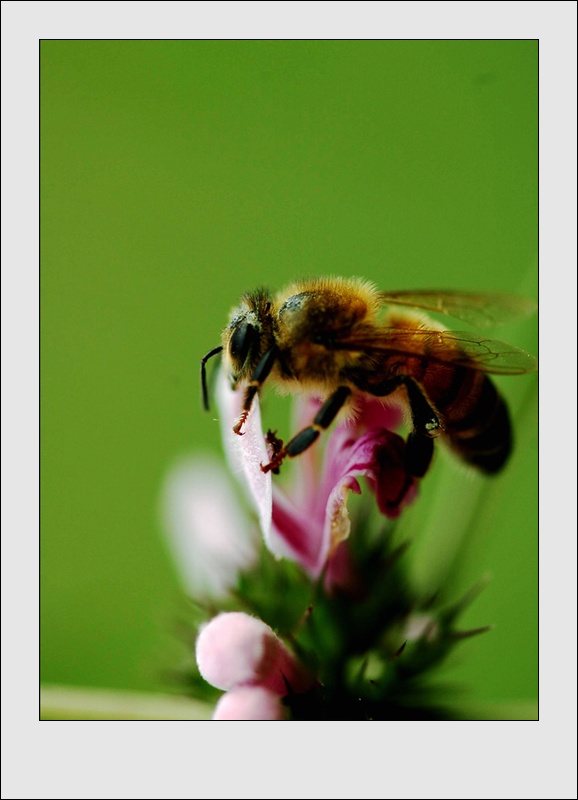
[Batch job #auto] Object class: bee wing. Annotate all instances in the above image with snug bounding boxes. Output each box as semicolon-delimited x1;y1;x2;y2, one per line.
335;329;538;375
378;290;537;328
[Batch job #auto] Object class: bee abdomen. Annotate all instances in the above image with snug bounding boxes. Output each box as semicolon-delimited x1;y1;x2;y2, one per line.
441;375;512;474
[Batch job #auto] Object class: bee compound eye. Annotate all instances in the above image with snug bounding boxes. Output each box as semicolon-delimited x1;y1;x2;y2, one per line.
229;322;257;366
312;332;336;348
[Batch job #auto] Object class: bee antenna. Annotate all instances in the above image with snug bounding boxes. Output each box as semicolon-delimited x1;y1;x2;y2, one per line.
200;346;223;411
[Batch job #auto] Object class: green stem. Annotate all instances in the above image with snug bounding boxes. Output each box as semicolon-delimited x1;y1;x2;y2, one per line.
40;684;213;721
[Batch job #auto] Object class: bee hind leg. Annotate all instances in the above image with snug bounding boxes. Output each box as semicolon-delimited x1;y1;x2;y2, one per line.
261;386;352;474
404;432;435;477
400;377;442;477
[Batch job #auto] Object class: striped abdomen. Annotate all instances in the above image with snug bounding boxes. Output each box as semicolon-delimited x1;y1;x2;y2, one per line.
422;364;512;474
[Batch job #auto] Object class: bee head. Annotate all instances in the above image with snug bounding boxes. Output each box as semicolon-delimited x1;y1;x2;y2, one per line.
227;316;260;372
223;289;273;384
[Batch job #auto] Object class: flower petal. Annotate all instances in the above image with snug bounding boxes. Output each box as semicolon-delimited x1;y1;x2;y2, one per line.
366;432;419;518
212;686;287;720
324;476;359;554
270;485;326;573
160;456;257;599
270;415;417;576
216;369;272;538
349;394;405;434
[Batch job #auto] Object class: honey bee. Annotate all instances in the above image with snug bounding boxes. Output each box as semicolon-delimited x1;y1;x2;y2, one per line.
201;277;537;477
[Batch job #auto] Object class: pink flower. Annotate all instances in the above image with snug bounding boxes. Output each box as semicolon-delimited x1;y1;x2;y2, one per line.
196;611;313;720
217;370;418;579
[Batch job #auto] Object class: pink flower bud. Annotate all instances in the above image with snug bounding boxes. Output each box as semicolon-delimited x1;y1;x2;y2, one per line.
196;611;312;695
212;687;287;720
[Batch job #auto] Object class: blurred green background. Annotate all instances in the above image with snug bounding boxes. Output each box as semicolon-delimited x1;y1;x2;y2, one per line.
41;40;537;708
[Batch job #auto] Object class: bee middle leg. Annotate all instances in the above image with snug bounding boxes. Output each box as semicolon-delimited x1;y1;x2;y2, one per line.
261;386;352;474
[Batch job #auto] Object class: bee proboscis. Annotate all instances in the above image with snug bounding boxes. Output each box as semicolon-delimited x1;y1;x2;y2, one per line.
201;277;537;477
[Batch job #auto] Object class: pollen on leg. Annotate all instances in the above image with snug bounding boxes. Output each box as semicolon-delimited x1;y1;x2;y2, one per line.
425;418;441;436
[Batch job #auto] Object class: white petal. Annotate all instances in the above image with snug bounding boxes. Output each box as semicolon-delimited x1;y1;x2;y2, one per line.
160;455;257;599
216;369;272;539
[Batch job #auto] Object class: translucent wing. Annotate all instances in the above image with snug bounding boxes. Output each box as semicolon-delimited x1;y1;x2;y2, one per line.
333;328;538;375
378;290;537;328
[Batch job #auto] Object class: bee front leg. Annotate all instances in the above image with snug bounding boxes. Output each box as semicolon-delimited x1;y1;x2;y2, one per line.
261;386;352;474
233;347;278;435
